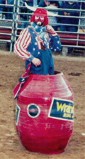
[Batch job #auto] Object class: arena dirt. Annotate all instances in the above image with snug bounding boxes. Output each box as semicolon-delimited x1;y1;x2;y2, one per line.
0;51;85;159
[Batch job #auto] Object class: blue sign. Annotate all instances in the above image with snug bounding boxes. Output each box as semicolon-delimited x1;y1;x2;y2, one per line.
49;98;74;121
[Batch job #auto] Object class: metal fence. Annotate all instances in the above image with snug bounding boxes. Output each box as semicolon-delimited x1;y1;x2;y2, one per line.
0;0;85;54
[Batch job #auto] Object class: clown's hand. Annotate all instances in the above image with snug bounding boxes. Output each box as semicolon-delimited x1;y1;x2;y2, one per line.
47;25;57;35
32;58;41;67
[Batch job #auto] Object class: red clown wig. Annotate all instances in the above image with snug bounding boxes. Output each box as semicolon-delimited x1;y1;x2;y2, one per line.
30;8;49;26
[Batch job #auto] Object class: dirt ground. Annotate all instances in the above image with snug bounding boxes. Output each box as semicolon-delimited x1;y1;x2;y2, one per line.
0;50;85;159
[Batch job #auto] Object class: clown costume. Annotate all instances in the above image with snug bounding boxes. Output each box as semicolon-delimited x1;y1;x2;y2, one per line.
14;8;62;75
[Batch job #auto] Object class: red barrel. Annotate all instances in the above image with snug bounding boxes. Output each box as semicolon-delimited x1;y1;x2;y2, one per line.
15;72;74;154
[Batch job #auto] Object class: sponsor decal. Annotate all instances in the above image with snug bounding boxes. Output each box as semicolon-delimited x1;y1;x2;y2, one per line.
27;104;40;118
16;105;20;125
48;98;74;121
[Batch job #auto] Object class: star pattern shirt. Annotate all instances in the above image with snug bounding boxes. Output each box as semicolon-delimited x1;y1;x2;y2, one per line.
14;24;62;61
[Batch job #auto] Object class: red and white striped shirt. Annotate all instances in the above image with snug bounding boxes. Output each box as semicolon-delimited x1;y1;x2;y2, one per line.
14;28;32;60
14;25;57;60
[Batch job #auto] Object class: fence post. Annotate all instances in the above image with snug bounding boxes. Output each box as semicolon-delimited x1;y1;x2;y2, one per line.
33;0;38;6
10;0;17;52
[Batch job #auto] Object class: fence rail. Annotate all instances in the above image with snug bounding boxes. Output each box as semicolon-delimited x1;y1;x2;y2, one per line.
0;0;85;53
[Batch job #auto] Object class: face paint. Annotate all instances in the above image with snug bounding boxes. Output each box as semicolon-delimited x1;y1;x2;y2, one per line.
31;8;49;26
35;16;45;25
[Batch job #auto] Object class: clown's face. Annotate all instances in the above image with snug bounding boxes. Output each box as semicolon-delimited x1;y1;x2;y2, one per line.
34;15;45;26
31;8;49;26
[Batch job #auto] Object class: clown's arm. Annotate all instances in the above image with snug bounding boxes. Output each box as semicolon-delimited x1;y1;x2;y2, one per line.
14;28;41;66
47;25;62;52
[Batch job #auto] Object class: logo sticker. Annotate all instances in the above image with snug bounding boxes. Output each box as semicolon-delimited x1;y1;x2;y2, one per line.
27;104;40;118
16;105;20;125
48;98;74;121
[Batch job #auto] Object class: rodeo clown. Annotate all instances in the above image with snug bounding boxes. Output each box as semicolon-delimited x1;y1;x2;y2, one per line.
14;5;62;75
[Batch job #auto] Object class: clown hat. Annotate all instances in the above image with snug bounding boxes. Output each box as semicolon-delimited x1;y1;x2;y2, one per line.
25;2;57;17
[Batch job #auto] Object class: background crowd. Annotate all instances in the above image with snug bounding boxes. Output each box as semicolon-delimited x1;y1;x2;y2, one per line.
0;0;85;55
0;0;85;32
